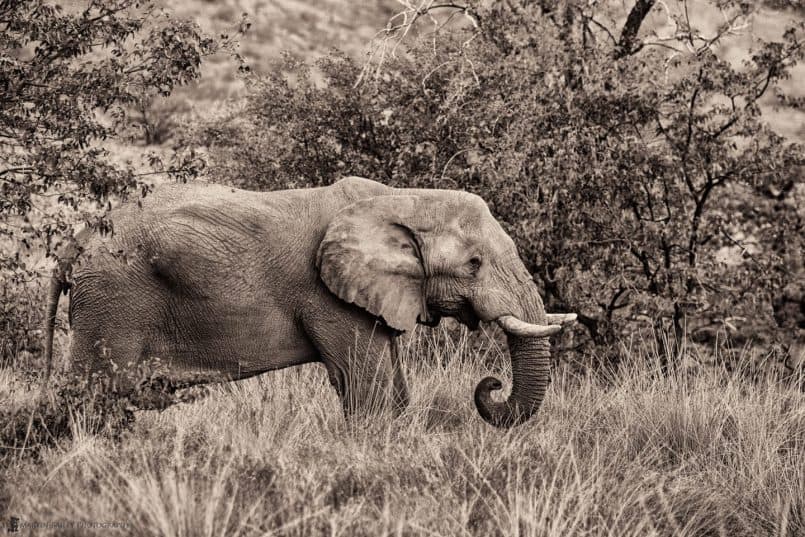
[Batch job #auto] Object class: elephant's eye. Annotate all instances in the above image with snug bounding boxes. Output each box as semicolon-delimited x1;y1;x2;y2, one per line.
467;256;482;275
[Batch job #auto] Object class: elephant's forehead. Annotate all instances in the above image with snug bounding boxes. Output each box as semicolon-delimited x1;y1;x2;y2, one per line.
432;216;513;260
427;232;466;261
436;202;509;247
426;193;491;228
460;201;510;239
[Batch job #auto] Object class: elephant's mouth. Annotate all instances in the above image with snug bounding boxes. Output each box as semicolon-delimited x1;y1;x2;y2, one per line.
424;298;481;330
457;308;481;330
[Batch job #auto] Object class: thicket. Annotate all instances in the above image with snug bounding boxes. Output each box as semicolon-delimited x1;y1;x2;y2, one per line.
0;0;242;367
1;0;803;372
195;0;805;362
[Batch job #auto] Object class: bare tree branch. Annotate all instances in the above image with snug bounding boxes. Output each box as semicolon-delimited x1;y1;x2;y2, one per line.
615;0;656;59
356;1;479;87
585;16;618;46
0;167;33;177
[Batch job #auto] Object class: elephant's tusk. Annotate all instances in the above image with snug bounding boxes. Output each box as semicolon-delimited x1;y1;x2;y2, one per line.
497;315;561;337
545;313;577;325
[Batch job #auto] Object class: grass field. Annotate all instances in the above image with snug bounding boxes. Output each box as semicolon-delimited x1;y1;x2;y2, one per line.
2;327;803;536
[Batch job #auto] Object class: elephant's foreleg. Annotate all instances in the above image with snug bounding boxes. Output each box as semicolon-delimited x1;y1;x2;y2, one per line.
303;308;395;419
390;337;410;414
338;345;394;418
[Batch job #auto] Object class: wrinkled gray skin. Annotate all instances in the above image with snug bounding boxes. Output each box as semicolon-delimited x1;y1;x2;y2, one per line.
45;177;561;427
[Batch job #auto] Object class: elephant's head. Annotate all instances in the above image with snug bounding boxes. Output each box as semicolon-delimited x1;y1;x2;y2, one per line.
316;187;574;428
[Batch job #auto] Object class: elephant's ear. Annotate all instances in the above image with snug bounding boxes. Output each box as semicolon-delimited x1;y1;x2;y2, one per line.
316;195;427;332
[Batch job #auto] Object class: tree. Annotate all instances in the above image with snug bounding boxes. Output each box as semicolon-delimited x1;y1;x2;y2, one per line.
0;0;240;365
195;0;804;361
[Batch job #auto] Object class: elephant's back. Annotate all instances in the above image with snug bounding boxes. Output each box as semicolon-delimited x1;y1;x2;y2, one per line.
74;182;319;289
120;182;267;218
112;177;390;230
74;178;388;280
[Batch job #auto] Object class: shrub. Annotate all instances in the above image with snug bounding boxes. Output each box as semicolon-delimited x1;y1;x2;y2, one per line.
194;1;805;361
1;277;43;368
0;372;135;467
129;94;193;146
0;0;244;364
0;358;202;468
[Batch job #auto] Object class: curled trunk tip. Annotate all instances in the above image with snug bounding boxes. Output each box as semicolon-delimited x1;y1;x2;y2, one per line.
474;376;517;428
473;333;552;428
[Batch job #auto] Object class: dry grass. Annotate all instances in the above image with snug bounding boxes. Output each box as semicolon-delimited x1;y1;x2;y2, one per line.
2;327;803;536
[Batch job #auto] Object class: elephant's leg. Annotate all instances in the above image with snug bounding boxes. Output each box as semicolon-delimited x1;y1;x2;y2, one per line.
390;337;410;414
69;327;138;378
302;308;395;419
69;278;164;394
333;331;394;418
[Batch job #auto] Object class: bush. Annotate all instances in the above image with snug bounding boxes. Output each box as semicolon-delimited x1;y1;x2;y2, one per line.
1;277;43;368
129;95;193;146
0;359;204;468
0;0;243;363
194;1;805;361
0;372;135;468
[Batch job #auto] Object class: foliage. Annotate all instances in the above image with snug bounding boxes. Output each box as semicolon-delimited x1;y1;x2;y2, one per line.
195;0;805;358
0;0;242;364
128;94;193;146
765;0;805;14
0;357;208;469
1;278;42;367
0;371;135;468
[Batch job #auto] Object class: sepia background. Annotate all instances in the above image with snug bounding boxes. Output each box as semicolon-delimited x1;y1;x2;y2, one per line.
2;1;805;535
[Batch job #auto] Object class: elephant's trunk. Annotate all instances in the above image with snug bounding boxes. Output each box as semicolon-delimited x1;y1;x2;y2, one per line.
473;332;551;428
473;280;561;428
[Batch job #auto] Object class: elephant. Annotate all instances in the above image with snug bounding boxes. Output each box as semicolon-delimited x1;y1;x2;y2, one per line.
43;176;576;427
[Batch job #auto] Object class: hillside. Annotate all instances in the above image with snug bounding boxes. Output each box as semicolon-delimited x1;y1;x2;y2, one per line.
167;0;399;107
160;0;805;141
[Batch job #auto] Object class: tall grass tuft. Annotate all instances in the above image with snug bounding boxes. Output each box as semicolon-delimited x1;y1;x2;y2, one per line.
2;328;803;536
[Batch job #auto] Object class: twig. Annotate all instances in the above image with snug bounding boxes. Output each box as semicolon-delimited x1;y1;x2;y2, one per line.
355;1;479;87
719;228;764;268
586;16;618;46
440;148;470;181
